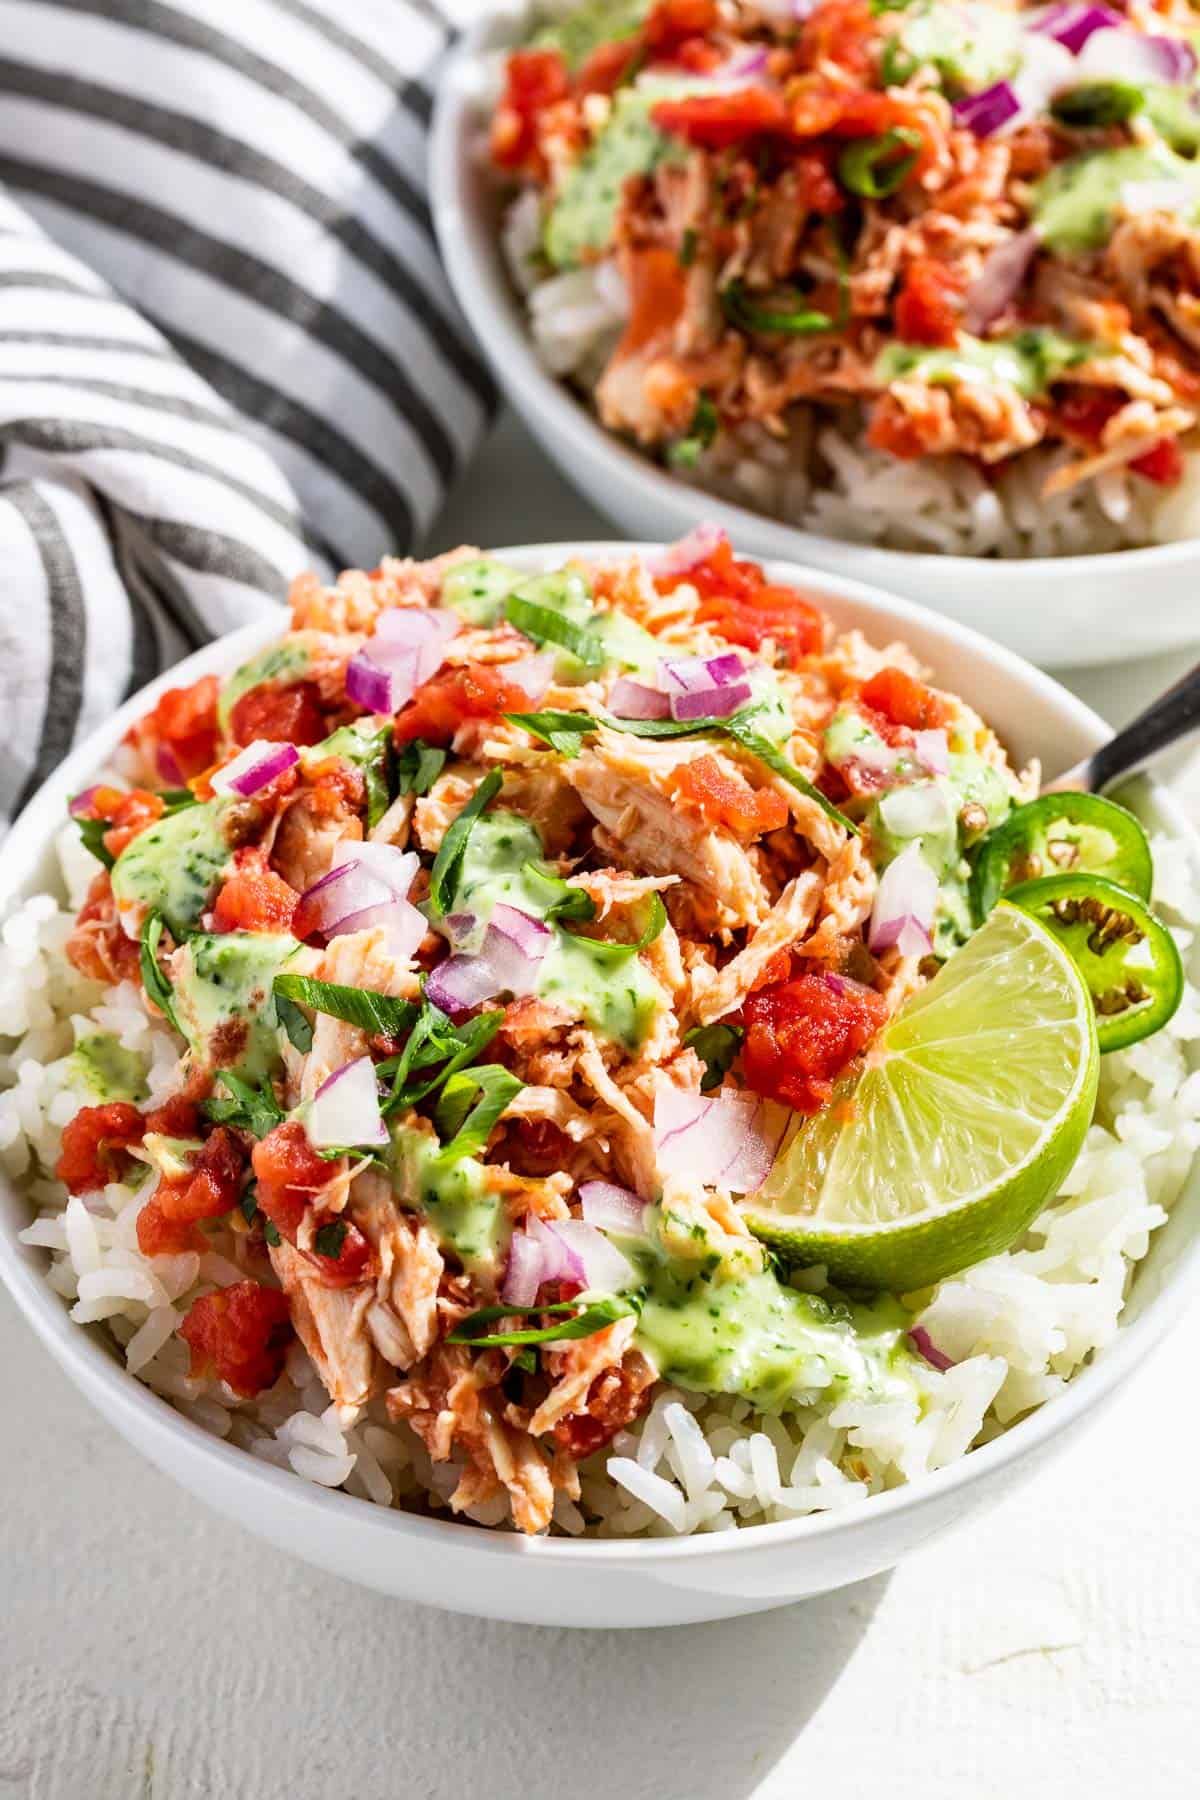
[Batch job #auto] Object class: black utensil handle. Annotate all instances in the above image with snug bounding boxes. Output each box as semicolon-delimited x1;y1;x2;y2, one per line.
1088;660;1200;793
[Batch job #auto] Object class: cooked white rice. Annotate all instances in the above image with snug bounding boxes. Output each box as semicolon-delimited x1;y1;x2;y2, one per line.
503;215;1200;559
4;818;1198;1537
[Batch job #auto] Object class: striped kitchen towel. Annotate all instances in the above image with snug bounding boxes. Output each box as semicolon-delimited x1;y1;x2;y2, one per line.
0;0;494;822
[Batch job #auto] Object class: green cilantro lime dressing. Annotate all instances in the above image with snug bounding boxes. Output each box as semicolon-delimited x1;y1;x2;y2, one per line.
171;931;305;1080
388;1123;507;1279
1143;82;1200;156
1031;143;1200;254
441;557;525;625
532;0;648;71
876;329;1096;398
217;641;311;734
65;1032;148;1104
891;0;1023;93
110;798;234;937
544;88;686;269
437;811;663;1049
619;1221;921;1409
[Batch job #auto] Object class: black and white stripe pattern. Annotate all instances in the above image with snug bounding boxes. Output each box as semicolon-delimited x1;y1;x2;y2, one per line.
0;0;493;825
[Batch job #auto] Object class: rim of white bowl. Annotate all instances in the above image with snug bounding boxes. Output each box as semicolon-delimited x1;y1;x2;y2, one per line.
430;5;1200;591
2;543;1199;1568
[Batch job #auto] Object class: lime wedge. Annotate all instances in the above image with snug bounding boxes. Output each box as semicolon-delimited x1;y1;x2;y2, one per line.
743;902;1099;1292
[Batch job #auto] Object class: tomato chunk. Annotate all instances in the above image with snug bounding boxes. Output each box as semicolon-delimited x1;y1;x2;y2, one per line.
1057;386;1123;446
491;48;571;173
652;86;793;148
57;1102;144;1193
136;1127;246;1257
212;846;299;934
741;972;888;1113
136;675;220;781
893;259;964;348
673;754;789;836
859;666;951;733
1130;437;1183;486
251;1121;372;1286
179;1280;293;1397
618;246;688;358
799;0;876;76
393;663;531;746
230;681;327;747
656;539;826;665
74;785;166;859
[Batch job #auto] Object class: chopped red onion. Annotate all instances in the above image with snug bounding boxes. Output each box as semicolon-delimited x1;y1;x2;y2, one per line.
963;229;1041;334
331;840;419;898
425;953;505;1020
660;652;753;722
546;1217;636;1293
911;729;951;777
953;80;1023;137
295;845;423;956
346;608;458;716
869;841;938;958
211;739;299;798
579;1181;648;1235
425;904;550;1017
1031;2;1122;54
647;522;728;580
608;676;671;721
1077;23;1196;83
504;652;555;704
909;1325;956;1371
308;1055;388;1150
502;1229;543;1307
69;785;102;819
878;780;957;841
654;1087;788;1196
527;1212;584;1287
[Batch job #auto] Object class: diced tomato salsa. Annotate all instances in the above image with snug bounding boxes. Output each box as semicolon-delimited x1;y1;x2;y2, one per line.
393;663;532;746
655;540;825;665
230;681;327;747
132;675;220;782
212;847;299;935
179;1280;293;1396
135;1127;246;1258
56;1102;144;1193
740;971;888;1113
672;753;789;837
251;1122;374;1286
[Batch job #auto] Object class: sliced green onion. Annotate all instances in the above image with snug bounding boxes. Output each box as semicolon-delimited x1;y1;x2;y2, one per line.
721;280;835;336
837;128;921;198
503;594;606;670
447;1293;638;1348
503;709;600;756
273;974;419;1040
433;1064;524;1161
429;768;503;914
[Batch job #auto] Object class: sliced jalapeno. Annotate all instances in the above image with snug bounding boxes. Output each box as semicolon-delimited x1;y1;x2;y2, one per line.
971;792;1152;924
1005;873;1182;1052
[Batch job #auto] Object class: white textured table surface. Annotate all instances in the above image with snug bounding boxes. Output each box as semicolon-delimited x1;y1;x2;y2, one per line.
3;411;1198;1800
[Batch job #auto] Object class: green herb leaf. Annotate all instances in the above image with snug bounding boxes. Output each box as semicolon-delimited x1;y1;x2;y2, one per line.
1051;80;1144;128
684;1022;745;1092
313;1219;347;1259
725;712;858;836
75;814;115;870
362;732;394;831
512;1347;538;1374
668;393;719;468
239;1186;260;1227
382;1003;505;1111
273;974;419;1041
447;1294;638;1349
679;226;698;268
139;911;183;1034
159;789;199;812
503;709;600;757
429;768;503;915
203;1069;285;1140
879;35;918;85
504;594;606;670
519;862;597;924
837;128;921;199
433;1064;524;1161
263;1217;282;1247
395;738;447;800
565;891;667;963
721;280;835;337
274;991;314;1052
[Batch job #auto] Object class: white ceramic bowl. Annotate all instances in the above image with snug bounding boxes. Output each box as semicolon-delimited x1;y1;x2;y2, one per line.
430;4;1200;671
2;544;1198;1629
